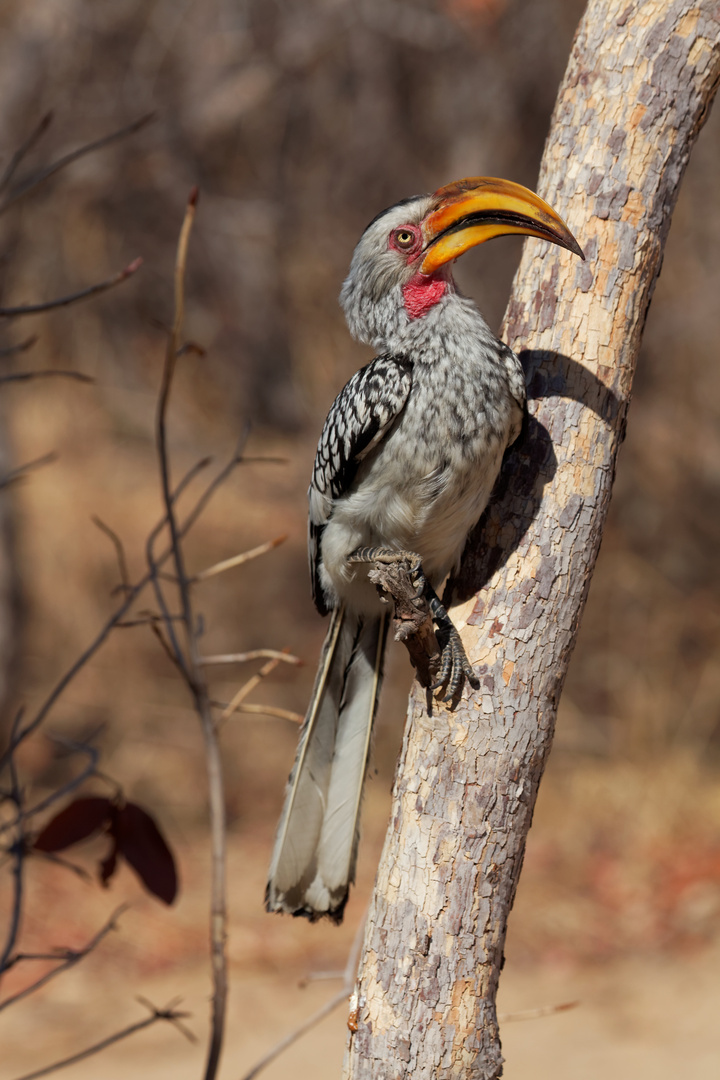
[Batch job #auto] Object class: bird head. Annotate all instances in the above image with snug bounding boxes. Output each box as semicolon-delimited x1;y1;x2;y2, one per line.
340;176;583;352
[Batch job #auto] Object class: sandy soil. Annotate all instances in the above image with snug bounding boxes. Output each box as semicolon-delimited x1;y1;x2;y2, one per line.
3;771;720;1080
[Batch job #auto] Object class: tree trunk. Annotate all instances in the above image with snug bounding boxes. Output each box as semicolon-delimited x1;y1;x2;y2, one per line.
343;2;720;1078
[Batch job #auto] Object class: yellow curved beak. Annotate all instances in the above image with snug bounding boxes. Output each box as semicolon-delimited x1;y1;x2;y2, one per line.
420;176;584;275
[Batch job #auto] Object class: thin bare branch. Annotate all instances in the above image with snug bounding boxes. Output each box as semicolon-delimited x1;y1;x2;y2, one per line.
144;276;204;675
240;990;349;1080
31;850;91;882
116;613;183;628
173;454;215;501
177;340;206;358
3;950;81;971
0;113;154;216
9;997;190;1080
0;452;57;490
240;910;367;1080
0;715;25;978
0;906;127;1013
0;258;142;319
499;1000;579;1023
8;735;99;831
297;970;346;987
299;905;368;988
149;618;187;673
91;516;130;593
173;435;248;546
155;187;228;1080
0;369;92;384
201;650;301;667
221;702;303;724
135;995;196;1044
0;113;52;194
218;654;298;725
0;336;38;358
192;535;287;583
145;540;188;675
0;450;234;767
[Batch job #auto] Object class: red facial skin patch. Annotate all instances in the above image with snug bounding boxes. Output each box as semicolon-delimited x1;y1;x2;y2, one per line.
402;273;448;319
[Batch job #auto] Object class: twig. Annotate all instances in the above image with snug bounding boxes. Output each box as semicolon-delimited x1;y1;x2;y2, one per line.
240;990;349;1080
155;188;228;1080
0;715;25;979
116;613;184;627
239;910;368;1080
9;997;191;1080
145;528;189;676
299;905;368;989
218;654;300;726
0;113;52;194
201;650;301;667
3;950;85;971
0;906;127;1012
2;735;99;832
0;448;239;766
499;1000;579;1023
220;702;303;725
177;434;249;543
171;454;215;501
91;516;130;593
149;618;187;673
0;369;92;384
32;850;91;882
0;336;38;358
177;340;206;358
135;995;196;1043
0;258;142;319
0;452;57;490
192;536;287;582
0;113;154;216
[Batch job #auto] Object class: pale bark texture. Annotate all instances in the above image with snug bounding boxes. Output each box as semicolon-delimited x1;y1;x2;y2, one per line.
343;2;720;1078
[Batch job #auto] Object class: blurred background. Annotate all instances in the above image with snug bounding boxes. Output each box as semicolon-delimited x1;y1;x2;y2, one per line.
1;1;720;1077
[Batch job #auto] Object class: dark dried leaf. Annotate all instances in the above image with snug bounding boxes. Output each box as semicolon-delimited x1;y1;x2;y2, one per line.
34;796;112;852
113;802;178;904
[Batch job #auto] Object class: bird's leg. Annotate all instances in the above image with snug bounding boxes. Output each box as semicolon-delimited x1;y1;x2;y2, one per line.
348;547;479;701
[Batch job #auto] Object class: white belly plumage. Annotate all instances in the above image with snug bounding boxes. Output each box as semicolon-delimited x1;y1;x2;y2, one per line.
319;387;516;615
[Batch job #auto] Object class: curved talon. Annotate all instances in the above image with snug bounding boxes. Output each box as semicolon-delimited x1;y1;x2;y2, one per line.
430;624;478;700
430;650;452;691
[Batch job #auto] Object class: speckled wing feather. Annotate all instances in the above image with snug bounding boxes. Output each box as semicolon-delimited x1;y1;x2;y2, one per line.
308;354;414;614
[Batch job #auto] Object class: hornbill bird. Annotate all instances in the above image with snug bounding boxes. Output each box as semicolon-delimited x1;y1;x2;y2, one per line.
267;177;584;921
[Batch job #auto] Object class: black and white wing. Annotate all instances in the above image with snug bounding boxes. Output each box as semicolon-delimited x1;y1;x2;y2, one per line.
308;354;413;614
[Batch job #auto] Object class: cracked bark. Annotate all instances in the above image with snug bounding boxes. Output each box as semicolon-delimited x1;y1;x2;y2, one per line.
343;2;720;1078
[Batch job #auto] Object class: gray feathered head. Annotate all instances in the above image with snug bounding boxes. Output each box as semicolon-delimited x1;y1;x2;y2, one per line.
340;176;584;351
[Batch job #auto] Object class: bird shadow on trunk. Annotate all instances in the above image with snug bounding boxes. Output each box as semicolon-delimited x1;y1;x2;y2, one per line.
447;348;623;609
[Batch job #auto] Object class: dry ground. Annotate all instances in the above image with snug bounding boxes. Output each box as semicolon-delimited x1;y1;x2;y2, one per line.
3;765;720;1080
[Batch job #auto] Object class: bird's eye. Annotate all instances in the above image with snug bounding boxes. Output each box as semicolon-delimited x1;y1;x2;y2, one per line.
395;230;414;248
390;226;420;254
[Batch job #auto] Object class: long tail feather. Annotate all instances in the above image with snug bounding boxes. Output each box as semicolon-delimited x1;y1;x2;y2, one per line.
266;608;389;921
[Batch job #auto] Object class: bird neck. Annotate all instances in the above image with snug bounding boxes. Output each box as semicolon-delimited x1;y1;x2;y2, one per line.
343;280;496;361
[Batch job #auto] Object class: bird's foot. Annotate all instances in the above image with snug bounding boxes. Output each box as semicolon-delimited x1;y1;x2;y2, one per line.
426;592;480;702
348;546;422;578
348;547;479;701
